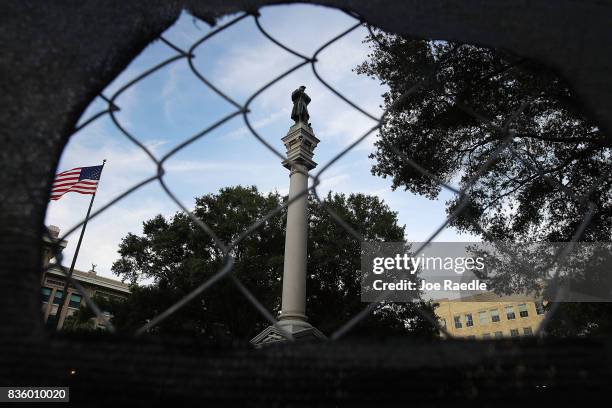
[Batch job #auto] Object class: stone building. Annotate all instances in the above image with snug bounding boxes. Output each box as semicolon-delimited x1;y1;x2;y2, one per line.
434;293;546;339
41;225;130;330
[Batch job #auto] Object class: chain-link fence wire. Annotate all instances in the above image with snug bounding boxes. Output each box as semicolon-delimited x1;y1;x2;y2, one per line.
43;8;600;342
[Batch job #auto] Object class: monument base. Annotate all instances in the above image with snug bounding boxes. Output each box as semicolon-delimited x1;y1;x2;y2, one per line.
250;319;327;348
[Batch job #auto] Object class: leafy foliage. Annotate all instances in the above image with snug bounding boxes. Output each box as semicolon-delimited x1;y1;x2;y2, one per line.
355;33;611;242
110;186;438;340
356;33;612;336
62;293;122;332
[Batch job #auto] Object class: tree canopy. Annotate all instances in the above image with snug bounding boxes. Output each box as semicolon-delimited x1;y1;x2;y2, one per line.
356;33;611;336
110;186;438;341
355;33;610;243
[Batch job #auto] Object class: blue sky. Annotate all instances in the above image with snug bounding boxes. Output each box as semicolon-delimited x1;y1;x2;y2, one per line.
45;4;477;279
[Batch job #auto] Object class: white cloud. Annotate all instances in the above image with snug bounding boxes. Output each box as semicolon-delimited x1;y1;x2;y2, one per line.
48;194;175;280
164;159;269;173
49;5;478;281
212;41;302;99
161;63;183;120
315;173;351;194
202;18;383;153
223;108;289;140
46;120;176;278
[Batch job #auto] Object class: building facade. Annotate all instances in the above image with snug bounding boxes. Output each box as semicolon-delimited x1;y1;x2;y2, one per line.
41;225;129;330
434;293;546;339
41;265;130;330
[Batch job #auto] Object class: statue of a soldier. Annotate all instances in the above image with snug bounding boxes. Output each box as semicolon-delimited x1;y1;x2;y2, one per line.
291;85;311;124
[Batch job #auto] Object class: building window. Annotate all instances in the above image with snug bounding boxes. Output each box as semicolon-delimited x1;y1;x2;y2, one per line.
510;329;519;337
523;327;533;336
466;335;476;340
490;309;500;322
494;331;503;339
454;315;462;329
535;301;545;315
68;294;82;309
478;310;489;325
52;290;64;305
482;333;491;339
465;313;474;327
505;305;516;320
41;287;52;303
518;303;529;318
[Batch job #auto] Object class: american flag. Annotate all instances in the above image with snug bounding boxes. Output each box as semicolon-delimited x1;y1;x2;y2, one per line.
50;165;103;201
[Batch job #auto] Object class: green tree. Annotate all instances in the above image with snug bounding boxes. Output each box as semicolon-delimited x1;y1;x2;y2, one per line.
355;33;610;242
356;33;611;335
110;186;438;340
545;303;612;336
62;293;123;332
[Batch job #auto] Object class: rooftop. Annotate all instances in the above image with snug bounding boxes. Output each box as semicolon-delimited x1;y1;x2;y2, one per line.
46;264;130;294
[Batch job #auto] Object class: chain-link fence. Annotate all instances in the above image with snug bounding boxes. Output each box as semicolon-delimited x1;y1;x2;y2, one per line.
4;0;612;404
42;7;601;343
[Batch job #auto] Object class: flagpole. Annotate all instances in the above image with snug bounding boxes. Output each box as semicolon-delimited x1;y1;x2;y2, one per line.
55;159;106;330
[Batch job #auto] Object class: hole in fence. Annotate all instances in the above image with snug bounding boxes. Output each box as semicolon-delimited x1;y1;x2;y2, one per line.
41;3;609;346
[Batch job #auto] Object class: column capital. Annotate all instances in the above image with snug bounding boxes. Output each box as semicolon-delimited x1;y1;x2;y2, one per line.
289;163;309;177
281;122;320;171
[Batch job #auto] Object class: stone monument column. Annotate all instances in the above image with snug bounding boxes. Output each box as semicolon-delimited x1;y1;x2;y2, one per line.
279;162;310;321
251;86;326;346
